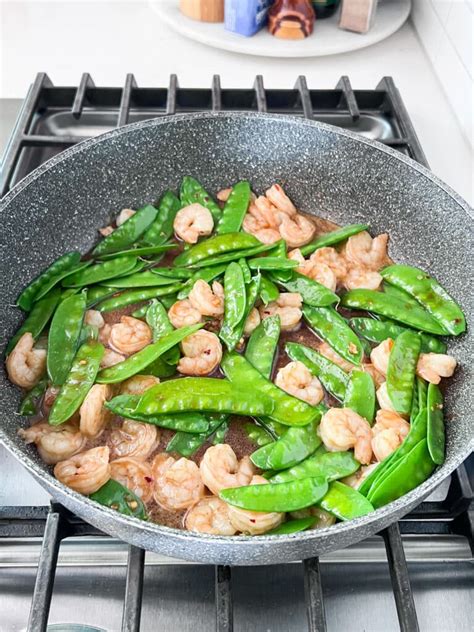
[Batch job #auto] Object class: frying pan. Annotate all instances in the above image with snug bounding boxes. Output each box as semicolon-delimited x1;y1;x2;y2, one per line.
0;113;472;565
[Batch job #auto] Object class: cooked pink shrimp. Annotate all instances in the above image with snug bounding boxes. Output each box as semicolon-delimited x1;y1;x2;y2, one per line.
376;382;398;413
265;184;297;217
109;316;152;355
252;227;282;244
416;353;457;384
100;349;125;369
98;324;112;346
319;342;356;373
116;208;135;226
310;247;347;281
79;383;113;438
152;454;204;511
242;198;281;244
188;280;224;317
84;309;105;329
360;363;385;389
260;292;302;331
42;385;60;414
370;338;394;377
344;232;388;271
110;457;154;502
177;330;222;376
288;249;336;291
168;299;202;329
217;187;232;202
200;444;254;496
19;421;86;465
290;506;337;529
278;213;315;248
185;496;237;535
110;420;158;461
275;361;324;405
120;374;160;396
343;268;383;291
342;463;379;489
173;203;214;243
243;307;261;336
319;408;373;465
226;476;284;535
371;410;410;461
54;446;111;495
6;332;46;389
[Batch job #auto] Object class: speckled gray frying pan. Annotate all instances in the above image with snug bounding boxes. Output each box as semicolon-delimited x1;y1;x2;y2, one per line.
0;113;472;565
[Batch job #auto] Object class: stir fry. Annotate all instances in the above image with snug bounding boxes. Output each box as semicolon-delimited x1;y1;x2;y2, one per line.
6;177;465;536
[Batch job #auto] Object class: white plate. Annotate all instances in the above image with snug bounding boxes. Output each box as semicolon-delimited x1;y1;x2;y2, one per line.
149;0;411;58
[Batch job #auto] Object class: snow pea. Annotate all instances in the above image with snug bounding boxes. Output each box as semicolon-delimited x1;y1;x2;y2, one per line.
303;305;363;365
248;257;298;271
152;266;194;280
259;275;279;305
239;258;252;284
86;285;118;308
145;299;180;364
318;482;374;520
34;261;92;303
251;420;321;471
49;340;104;425
47;291;87;385
92;204;157;256
220;476;329;513
63;256;138;288
97;284;182;312
220;263;247;351
102;271;177;288
179;176;221;221
176;264;227;300
160;294;179;309
216;181;250;234
19;377;48;416
145;355;178;378
223;273;261;352
17;251;82;311
187;242;275;269
265;517;315;535
212;419;229;445
343;370;375;423
300;224;369;257
244;422;274;447
222;352;320;427
97;323;201;383
78;323;99;346
349;317;447;354
90;479;147;520
381;264;465;336
368;439;435;508
270;450;360;484
273;272;338;307
285;342;348;402
136;377;274;417
7;287;61;355
386;330;421;416
245;315;281;380
174;233;259;268
427;383;445;465
140;191;181;246
98;244;175;261
166;414;228;457
341;290;447;335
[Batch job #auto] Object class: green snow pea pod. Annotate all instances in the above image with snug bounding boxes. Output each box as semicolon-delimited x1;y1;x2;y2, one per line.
274;272;338;308
427;383;445;465
368;439;435;508
341;290;447;335
140;191;182;246
19;377;48;416
222;352;319;427
176;264;227;300
318;482;374;520
136;377;274;417
212;419;229;445
92;204;157;256
90;479;147;520
285;342;348;402
167;415;228;457
270;450;360;484
222;273;261;351
188;243;274;269
97;324;201;383
152;267;194;280
97;284;182;312
98;244;175;260
17;252;82;311
239;258;252;284
145;356;177;378
101;271;177;288
349;317;447;354
300;224;369;257
416;377;428;414
219;263;247;351
7;287;61;355
216;181;250;234
245;315;281;380
63;257;138;288
303;305;363;365
343;369;375;423
174;233;260;268
47;291;87;385
265;517;315;535
381;264;465;336
220;476;329;513
386;330;421;416
132;303;150;318
78;324;99;346
145;299;180;365
179;176;221;221
160;294;178;310
86;286;118;308
248;257;298;271
49;340;104;425
382;282;415;303
244;422;274;447
259;275;279;305
251;420;321;471
33;261;92;304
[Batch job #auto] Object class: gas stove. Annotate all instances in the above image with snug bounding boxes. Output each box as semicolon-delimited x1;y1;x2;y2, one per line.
0;74;472;632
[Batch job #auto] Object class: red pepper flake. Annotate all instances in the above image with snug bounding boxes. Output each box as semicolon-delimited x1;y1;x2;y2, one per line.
250;519;256;523
145;476;153;483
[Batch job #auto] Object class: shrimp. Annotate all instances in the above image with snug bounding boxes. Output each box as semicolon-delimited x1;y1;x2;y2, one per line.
242;198;281;244
243;307;261;336
168;299;202;329
288;250;336;291
109;316;152;355
343;268;383;291
185;496;237;535
84;309;105;329
290;506;337;529
200;444;254;496
251;227;282;245
99;225;114;237
120;374;160;396
376;382;398;413
116;208;135;226
42;385;60;414
309;247;347;281
173;203;214;244
152;454;204;510
188;280;224;317
319;407;373;465
79;383;113;438
342;463;379;489
177;330;222;376
19;421;86;465
370;338;394;377
6;332;46;389
275;361;324;406
318;342;356;373
100;349;125;369
371;410;410;461
360;363;385;389
260;293;302;331
110;420;158;461
265;184;297;217
110;457;154;502
226;475;284;535
54;446;111;495
416;353;457;384
217;187;232;202
278;213;315;248
344;231;388;271
99;324;112;346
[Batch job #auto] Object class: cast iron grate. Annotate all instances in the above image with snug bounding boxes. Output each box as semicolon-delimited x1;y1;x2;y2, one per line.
0;74;472;632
